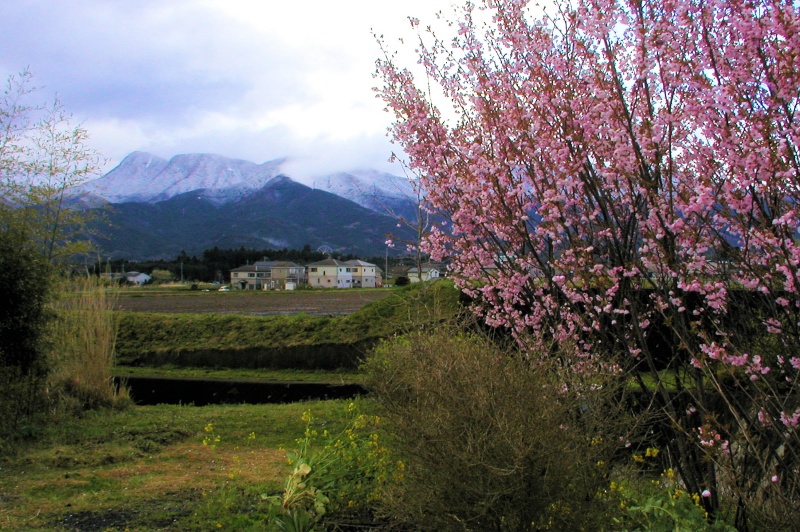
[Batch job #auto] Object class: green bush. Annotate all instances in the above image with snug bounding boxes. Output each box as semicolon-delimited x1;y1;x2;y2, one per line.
0;227;53;375
363;325;627;531
0;226;54;436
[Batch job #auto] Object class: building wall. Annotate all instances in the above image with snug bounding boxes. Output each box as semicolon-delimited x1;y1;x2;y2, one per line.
308;265;339;288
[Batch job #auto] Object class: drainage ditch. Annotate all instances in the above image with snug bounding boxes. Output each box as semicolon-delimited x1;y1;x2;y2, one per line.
116;375;365;406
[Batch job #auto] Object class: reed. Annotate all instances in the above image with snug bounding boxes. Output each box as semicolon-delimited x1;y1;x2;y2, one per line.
48;276;129;410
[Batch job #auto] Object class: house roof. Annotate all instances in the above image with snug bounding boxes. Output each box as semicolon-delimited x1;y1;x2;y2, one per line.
408;263;444;273
344;260;377;267
307;258;345;267
230;261;301;272
254;261;302;268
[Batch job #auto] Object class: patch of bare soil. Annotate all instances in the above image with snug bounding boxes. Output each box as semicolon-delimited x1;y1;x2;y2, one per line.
115;290;392;316
56;490;199;531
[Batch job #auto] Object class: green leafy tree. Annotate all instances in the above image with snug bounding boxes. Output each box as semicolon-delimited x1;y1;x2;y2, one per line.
149;268;175;284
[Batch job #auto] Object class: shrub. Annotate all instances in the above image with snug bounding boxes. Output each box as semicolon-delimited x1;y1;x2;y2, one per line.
0;226;54;436
0;227;53;375
363;325;627;530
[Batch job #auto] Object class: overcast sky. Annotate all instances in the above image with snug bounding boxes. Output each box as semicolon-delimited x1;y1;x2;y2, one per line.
0;1;459;183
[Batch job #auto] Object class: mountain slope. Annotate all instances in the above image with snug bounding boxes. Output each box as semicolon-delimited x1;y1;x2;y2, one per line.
72;151;421;259
313;170;417;219
92;175;414;259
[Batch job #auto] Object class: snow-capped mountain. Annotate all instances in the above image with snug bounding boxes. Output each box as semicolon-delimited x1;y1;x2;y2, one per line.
313;170;415;216
73;152;287;205
72;152;412;211
67;152;420;259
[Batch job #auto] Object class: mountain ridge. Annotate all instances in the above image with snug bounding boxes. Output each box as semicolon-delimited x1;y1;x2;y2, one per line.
74;152;419;260
73;151;414;210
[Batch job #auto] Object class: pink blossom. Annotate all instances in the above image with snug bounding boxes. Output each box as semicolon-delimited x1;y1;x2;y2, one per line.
377;0;800;506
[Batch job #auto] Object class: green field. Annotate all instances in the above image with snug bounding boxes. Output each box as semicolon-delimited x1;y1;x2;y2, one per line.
0;400;352;530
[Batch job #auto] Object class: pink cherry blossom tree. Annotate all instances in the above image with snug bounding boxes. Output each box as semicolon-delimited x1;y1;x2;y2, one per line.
377;0;800;527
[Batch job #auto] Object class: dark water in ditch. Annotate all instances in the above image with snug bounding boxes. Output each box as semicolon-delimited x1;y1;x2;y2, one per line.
115;376;364;406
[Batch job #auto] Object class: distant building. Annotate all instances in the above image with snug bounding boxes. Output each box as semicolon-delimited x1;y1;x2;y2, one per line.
408;263;444;283
230;259;382;290
230;261;305;290
125;271;151;285
306;258;351;288
99;271;151;285
344;259;378;288
306;258;379;288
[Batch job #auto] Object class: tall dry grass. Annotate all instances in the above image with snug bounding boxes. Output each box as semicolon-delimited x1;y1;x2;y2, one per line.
48;276;128;411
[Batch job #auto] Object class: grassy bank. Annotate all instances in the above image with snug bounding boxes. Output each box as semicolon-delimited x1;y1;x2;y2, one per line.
115;281;462;370
113;365;364;384
0;400;350;530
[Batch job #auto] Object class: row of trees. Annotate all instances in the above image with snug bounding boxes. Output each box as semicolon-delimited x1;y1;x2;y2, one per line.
95;246;416;284
378;0;800;528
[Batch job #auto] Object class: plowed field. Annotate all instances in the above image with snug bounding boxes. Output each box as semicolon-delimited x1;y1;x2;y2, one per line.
114;289;393;316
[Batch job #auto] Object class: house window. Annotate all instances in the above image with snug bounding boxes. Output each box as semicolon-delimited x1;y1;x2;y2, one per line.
248;273;255;278
310;267;317;272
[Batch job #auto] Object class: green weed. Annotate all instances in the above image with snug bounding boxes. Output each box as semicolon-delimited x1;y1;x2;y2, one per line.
265;399;400;531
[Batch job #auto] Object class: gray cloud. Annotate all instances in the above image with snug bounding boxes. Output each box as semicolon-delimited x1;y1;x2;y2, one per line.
0;0;453;176
0;1;299;120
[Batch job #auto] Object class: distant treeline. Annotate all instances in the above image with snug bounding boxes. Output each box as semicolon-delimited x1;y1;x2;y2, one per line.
91;245;408;283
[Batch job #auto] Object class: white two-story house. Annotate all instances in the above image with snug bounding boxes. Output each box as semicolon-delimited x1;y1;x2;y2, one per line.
344;260;378;288
306;258;351;288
